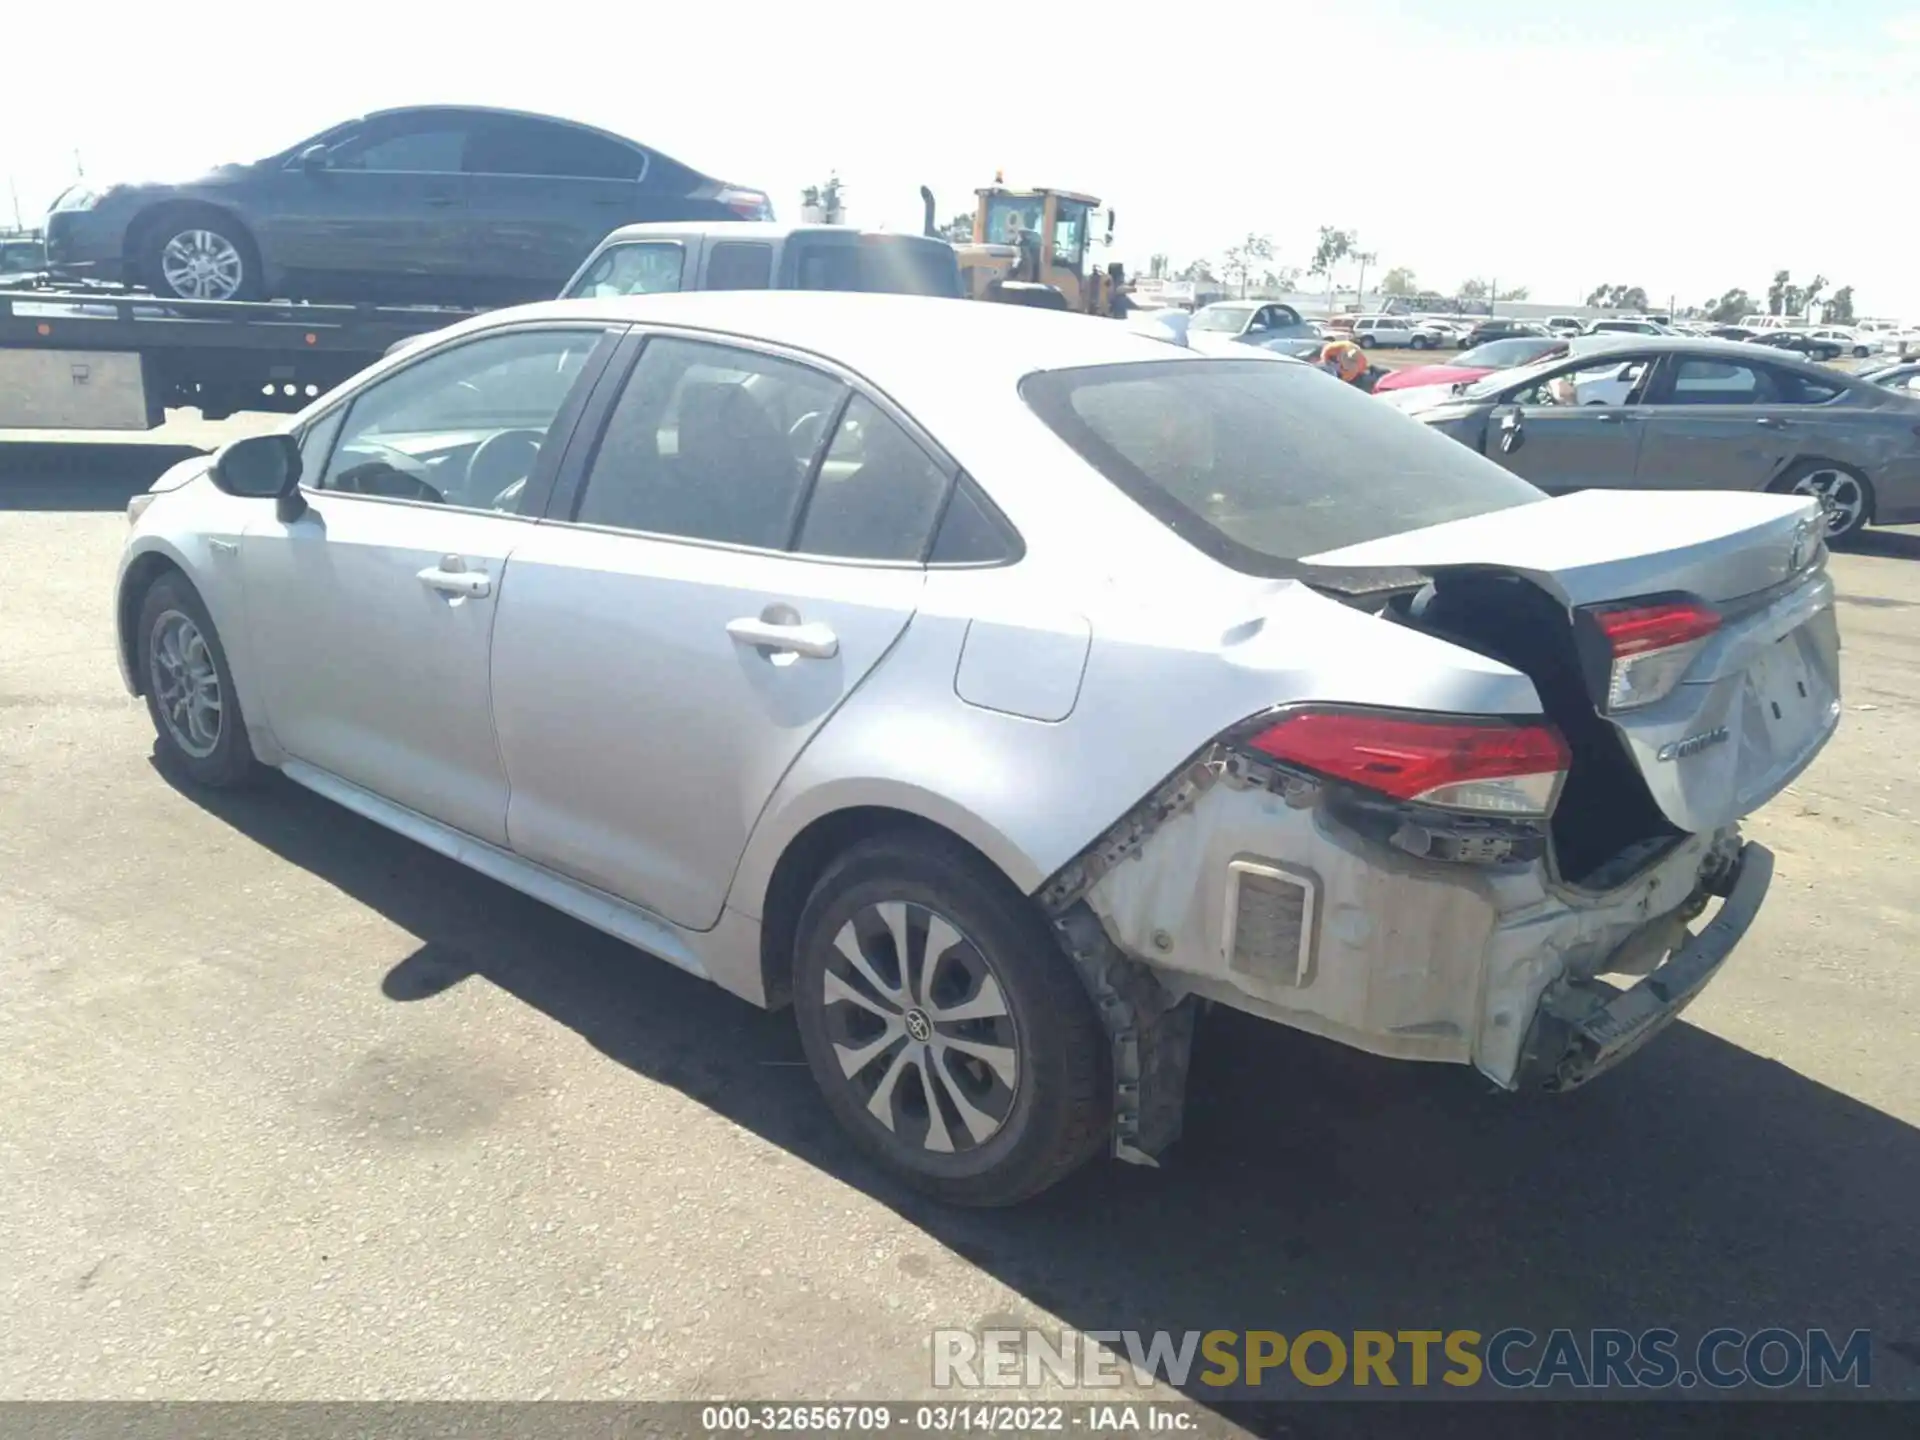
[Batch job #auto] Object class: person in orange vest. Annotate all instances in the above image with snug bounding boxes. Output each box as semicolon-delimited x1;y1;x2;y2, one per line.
1318;339;1369;384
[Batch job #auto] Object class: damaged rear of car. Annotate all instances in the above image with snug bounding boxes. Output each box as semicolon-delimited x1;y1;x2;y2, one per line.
1021;358;1840;1160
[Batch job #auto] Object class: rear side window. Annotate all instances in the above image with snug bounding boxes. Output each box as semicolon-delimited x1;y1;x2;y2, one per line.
1021;359;1542;571
1773;368;1843;404
707;242;773;290
791;239;962;297
465;119;645;179
794;397;951;561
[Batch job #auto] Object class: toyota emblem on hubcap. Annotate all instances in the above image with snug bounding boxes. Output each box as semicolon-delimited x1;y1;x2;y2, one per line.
903;1008;934;1043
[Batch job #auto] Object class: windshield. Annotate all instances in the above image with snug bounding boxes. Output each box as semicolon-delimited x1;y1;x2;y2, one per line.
1189;306;1254;333
983;195;1044;246
1021;359;1543;572
1456;337;1566;369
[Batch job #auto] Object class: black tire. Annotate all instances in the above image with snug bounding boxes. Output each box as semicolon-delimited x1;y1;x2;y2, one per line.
791;832;1108;1206
137;208;263;302
135;572;260;787
1410;335;1431;350
1853;345;1871;359
1770;459;1875;546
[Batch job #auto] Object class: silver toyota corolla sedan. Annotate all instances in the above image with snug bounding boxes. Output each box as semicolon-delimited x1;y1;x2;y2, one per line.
117;293;1841;1204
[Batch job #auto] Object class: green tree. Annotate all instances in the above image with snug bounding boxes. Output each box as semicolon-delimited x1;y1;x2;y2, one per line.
1380;266;1418;296
1222;232;1275;299
1704;287;1754;323
1310;226;1356;306
1497;284;1530;302
1147;253;1170;279
944;211;975;242
1826;285;1855;324
1585;282;1648;309
1461;278;1490;299
1767;269;1792;316
1179;257;1217;284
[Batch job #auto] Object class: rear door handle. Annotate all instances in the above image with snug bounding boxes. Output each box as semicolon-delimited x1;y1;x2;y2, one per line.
424;195;459;208
1755;416;1791;428
418;560;490;598
726;616;838;659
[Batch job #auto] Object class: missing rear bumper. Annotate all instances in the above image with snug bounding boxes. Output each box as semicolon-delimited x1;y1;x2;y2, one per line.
1515;841;1773;1092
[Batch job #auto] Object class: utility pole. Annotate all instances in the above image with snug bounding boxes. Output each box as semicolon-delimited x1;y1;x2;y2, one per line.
7;176;21;231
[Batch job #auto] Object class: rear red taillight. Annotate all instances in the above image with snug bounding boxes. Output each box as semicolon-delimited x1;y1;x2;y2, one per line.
1246;709;1571;817
718;186;774;221
1584;599;1720;712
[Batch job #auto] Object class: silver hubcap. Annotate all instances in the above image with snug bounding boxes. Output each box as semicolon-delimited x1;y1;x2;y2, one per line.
160;229;244;300
1792;469;1865;537
822;901;1020;1155
149;610;222;758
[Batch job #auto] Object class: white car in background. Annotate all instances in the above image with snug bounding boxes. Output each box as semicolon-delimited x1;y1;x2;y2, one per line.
1803;327;1874;358
1352;315;1452;350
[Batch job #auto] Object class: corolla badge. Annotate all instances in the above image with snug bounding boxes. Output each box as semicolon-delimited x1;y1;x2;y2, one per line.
1657;726;1730;762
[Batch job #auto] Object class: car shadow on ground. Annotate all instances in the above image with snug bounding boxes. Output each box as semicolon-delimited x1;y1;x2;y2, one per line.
1845;527;1920;562
0;445;204;511
161;765;1920;1407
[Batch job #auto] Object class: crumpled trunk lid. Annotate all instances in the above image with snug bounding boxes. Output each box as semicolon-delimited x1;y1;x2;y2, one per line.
1306;488;1842;837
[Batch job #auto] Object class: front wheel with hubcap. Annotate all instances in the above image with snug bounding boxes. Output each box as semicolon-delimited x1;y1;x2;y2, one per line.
143;217;260;301
1776;462;1874;545
136;572;259;786
792;834;1108;1206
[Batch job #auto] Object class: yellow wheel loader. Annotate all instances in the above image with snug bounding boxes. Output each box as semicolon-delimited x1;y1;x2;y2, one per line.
920;180;1125;315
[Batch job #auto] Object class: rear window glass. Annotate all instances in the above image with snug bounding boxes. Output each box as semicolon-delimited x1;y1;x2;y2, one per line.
706;242;772;290
793;238;962;297
1021;359;1543;572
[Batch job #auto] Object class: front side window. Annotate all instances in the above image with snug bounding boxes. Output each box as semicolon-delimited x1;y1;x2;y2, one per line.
566;242;685;298
1508;357;1650;407
331;125;469;173
791;238;963;298
794;397;951;561
1022;359;1542;572
573;338;845;548
318;329;597;510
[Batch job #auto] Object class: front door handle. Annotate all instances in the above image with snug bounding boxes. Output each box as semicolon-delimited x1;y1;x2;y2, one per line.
1755;416;1791;429
726;616;838;659
424;194;459;208
418;560;490;598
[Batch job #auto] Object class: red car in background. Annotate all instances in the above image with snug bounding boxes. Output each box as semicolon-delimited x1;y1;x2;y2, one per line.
1372;335;1567;392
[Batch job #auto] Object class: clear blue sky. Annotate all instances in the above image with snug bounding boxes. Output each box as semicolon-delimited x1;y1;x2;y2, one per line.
5;0;1916;315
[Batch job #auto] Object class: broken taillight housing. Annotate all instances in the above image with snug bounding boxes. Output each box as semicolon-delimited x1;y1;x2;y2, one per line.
1245;708;1571;818
1582;599;1721;712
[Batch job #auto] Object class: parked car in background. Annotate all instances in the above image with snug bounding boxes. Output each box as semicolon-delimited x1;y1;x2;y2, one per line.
1804;326;1873;358
563;222;962;300
1586;317;1668;337
119;292;1837;1203
1351;314;1452;350
1709;325;1757;341
1861;359;1920;398
0;235;46;281
1391;336;1920;542
1372;334;1569;393
1748;329;1845;362
1544;315;1584;337
45;106;773;305
1458;319;1550;347
1184;299;1319;353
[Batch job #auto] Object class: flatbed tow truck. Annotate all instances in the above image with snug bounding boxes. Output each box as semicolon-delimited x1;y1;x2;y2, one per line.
0;279;480;430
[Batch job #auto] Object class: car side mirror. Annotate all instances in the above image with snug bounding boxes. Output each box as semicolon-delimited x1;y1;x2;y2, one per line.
298;143;331;172
210;433;306;520
1492;404;1526;454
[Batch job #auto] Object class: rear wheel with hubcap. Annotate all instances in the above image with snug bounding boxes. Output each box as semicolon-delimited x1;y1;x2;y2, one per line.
1774;461;1874;545
792;834;1107;1206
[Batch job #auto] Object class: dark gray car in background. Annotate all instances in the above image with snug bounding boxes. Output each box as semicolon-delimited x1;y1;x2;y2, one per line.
1391;337;1920;543
44;106;773;306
